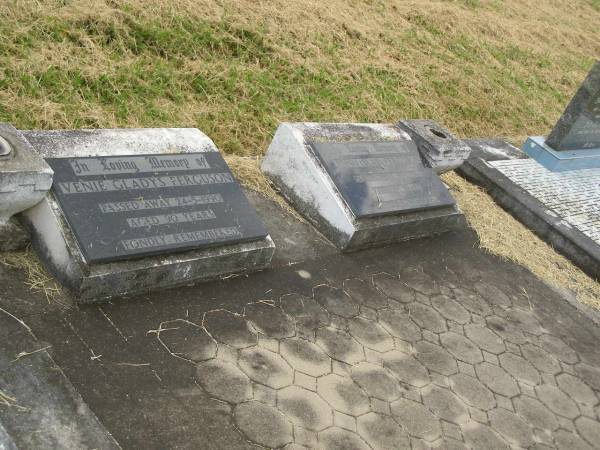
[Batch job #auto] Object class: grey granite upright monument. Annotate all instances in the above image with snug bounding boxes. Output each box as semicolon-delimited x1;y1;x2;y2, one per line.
524;60;600;171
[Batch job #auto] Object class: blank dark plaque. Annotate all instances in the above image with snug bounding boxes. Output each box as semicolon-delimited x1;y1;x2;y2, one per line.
45;153;268;264
308;140;455;218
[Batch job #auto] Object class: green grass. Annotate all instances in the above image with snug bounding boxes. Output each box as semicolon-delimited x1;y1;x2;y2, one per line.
0;1;599;155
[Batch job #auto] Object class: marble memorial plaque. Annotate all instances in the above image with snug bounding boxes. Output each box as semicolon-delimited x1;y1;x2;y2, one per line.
546;61;600;151
45;153;268;263
308;140;455;218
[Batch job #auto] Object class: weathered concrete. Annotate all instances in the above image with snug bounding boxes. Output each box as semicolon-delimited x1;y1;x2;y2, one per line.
397;119;472;173
261;122;464;251
0;123;53;251
2;188;600;449
20;128;275;303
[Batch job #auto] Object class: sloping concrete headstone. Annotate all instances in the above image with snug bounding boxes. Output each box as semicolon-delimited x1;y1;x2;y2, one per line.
21;128;274;302
261;123;464;251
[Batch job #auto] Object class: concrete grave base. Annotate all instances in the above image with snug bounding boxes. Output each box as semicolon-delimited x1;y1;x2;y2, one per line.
21;128;275;303
261;123;464;251
523;136;600;172
459;139;600;280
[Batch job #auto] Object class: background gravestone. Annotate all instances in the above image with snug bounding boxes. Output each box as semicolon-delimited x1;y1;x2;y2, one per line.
261;122;464;251
546;60;600;151
21;128;275;303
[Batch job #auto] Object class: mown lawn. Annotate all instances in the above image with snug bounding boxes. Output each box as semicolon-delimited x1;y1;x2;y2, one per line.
1;0;599;156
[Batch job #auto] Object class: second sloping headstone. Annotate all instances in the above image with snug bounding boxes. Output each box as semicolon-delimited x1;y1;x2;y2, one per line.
261;123;464;251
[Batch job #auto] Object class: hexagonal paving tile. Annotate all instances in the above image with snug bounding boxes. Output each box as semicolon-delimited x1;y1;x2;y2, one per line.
498;352;541;386
535;384;580;419
379;309;421;342
475;362;520;398
314;285;360;318
513;395;559;432
452;288;492;317
316;326;364;365
357;412;410;450
504;309;546;336
244;302;295;339
575;416;600;447
239;346;294;389
448;373;496;411
347;317;394;353
553;429;593;450
317;373;370;416
280;293;330;330
488;407;534;448
462;422;510;450
430;294;471;325
422;385;469;424
575;363;600;391
280;337;331;377
538;334;579;364
464;325;505;355
372;273;416;303
473;281;512;308
234;400;293;448
195;359;252;404
485;315;528;345
414;341;458;376
317;427;371;450
158;319;216;362
556;373;597;406
277;386;333;431
391;398;442;441
351;362;402;401
521;344;561;375
400;268;440;296
343;278;389;310
384;350;430;388
203;310;257;349
408;303;447;334
440;332;483;364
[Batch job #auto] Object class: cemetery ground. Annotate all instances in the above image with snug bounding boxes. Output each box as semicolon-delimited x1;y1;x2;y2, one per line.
1;0;600;449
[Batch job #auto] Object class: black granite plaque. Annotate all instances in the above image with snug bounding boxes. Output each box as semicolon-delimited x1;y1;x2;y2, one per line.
45;153;268;264
546;61;600;151
308;140;455;218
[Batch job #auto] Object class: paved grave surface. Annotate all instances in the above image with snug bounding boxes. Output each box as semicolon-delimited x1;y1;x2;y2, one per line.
490;159;600;244
1;189;600;449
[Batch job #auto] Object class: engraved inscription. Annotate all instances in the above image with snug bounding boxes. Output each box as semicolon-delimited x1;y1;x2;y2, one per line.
45;153;267;264
126;209;216;228
69;154;210;176
309;141;454;218
99;194;224;213
120;226;242;250
58;172;234;194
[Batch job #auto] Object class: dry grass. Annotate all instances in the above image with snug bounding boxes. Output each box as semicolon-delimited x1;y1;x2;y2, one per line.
442;171;600;309
0;0;599;155
0;250;63;303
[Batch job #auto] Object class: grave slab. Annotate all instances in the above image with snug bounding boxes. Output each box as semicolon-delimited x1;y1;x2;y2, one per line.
261;123;464;251
20;128;274;302
459;139;600;280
